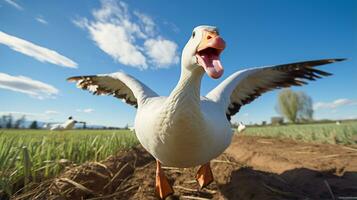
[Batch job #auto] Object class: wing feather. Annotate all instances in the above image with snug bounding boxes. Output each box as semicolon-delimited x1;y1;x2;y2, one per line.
68;72;158;108
206;58;345;120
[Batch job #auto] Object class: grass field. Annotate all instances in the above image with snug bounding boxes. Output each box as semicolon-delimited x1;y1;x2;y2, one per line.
241;121;357;145
1;121;357;197
0;129;138;196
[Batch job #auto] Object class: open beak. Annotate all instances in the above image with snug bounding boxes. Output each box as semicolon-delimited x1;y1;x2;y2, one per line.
196;31;226;79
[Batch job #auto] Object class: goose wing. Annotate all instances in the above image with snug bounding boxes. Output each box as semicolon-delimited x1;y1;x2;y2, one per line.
206;59;345;120
68;72;158;108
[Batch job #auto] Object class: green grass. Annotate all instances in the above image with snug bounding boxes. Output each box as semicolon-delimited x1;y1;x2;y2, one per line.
241;121;357;145
0;129;138;196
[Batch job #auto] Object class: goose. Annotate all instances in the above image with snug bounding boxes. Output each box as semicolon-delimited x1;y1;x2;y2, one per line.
68;25;344;199
50;116;78;131
237;122;246;133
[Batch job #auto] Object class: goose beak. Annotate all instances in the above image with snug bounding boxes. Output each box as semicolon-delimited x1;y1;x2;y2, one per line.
196;31;226;79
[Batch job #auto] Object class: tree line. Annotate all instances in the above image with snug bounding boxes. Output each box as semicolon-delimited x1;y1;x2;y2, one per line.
0;115;39;129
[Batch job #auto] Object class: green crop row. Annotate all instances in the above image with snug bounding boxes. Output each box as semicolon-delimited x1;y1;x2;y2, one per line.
0;130;138;197
240;121;357;145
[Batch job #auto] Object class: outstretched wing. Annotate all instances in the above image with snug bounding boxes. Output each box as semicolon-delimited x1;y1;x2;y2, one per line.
67;72;158;108
206;59;345;120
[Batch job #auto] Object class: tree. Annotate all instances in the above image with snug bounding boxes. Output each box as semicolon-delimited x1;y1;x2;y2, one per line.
6;115;13;128
276;89;300;123
297;91;313;121
14;115;26;129
276;89;313;123
29;121;38;129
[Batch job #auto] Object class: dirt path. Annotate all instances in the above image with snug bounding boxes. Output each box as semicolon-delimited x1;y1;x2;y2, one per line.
14;135;357;200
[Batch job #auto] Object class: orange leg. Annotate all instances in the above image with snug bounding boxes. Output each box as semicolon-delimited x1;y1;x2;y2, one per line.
196;162;214;188
155;160;174;199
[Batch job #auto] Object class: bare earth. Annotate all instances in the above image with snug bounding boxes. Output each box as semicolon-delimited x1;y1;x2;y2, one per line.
15;135;357;200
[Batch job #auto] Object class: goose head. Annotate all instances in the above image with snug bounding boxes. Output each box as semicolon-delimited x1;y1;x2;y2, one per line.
181;25;226;79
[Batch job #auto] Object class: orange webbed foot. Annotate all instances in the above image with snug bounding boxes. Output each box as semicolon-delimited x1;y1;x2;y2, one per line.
196;162;214;188
155;160;174;199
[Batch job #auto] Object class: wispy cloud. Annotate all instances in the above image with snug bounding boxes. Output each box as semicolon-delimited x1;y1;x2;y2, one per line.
314;98;357;110
45;110;59;115
73;0;178;70
0;31;77;68
4;0;23;10
76;108;94;113
35;16;48;25
0;72;59;99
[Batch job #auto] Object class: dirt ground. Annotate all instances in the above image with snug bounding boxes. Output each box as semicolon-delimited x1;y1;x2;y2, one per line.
14;135;357;200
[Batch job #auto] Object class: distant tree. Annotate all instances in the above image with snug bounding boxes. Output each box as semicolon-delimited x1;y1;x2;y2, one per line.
0;116;4;128
276;89;300;123
276;89;314;123
29;121;38;129
5;115;13;128
124;123;129;130
14;115;26;129
297;92;313;121
0;115;8;128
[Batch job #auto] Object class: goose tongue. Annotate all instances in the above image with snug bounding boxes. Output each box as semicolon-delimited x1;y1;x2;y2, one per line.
196;49;224;79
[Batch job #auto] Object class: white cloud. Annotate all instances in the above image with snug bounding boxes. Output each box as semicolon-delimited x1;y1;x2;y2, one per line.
144;38;179;67
133;11;155;36
314;98;357;110
4;0;23;10
73;0;178;69
0;31;77;68
88;23;148;68
35;16;48;25
45;110;59;115
0;72;59;99
76;108;94;113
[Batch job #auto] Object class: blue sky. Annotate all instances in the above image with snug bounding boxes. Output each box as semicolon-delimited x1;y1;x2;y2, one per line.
0;0;356;127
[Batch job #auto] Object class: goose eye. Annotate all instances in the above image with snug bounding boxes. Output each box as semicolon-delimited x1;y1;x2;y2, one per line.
192;31;195;38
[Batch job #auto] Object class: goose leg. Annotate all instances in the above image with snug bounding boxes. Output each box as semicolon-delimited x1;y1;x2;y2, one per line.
196;162;214;188
155;160;174;199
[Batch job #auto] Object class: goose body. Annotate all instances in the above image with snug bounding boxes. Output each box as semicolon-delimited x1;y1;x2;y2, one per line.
50;117;77;131
237;122;246;133
135;95;232;167
68;25;344;198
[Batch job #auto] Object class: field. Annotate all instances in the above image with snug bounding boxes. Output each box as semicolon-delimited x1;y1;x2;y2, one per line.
1;122;357;199
242;121;357;145
0;130;138;197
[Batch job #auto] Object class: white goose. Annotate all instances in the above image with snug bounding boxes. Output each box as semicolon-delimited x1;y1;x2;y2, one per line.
50;116;78;131
68;25;344;199
237;122;246;133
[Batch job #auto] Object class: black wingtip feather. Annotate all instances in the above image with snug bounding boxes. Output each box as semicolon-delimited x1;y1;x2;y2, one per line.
330;58;347;62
